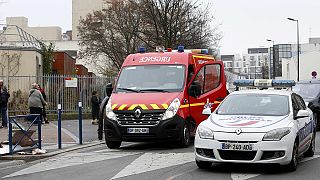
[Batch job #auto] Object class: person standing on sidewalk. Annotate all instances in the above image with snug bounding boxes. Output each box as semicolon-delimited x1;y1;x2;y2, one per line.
28;83;47;124
37;84;49;124
91;91;101;125
0;80;10;128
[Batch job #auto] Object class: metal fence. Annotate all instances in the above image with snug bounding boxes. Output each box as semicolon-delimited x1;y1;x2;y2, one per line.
0;75;114;114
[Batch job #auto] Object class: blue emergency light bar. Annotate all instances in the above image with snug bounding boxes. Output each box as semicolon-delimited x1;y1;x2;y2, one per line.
233;79;296;88
138;47;146;53
178;45;185;52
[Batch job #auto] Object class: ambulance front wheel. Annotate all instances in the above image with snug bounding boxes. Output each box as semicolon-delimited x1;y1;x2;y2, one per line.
106;138;121;149
178;124;190;148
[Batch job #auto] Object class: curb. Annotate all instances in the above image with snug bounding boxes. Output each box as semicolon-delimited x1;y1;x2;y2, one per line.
0;160;25;169
0;141;104;162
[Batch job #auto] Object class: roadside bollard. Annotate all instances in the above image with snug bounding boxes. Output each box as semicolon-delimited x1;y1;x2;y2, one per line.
8;117;13;155
38;114;42;149
58;104;62;149
78;102;83;145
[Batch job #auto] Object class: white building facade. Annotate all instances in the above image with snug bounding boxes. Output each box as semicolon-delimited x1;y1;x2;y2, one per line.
281;38;320;81
242;48;269;79
72;0;105;40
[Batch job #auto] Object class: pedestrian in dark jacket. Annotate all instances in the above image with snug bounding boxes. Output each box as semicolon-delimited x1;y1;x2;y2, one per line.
28;83;47;124
37;84;49;124
91;91;101;125
0;80;10;128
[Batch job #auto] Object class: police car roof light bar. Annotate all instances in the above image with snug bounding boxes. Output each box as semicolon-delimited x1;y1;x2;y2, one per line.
233;79;255;87
272;79;296;87
233;79;295;88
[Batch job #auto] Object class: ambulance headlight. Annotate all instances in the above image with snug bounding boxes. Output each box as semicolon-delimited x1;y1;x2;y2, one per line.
197;125;214;139
162;98;180;120
105;98;117;121
263;127;291;141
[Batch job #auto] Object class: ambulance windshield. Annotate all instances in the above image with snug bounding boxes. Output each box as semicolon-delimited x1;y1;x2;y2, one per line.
116;65;185;93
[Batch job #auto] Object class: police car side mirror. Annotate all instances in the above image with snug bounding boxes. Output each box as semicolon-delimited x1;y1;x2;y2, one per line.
295;110;309;120
202;108;212;116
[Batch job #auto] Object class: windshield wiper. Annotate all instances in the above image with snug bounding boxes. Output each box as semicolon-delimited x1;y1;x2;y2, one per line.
117;88;141;93
139;89;170;92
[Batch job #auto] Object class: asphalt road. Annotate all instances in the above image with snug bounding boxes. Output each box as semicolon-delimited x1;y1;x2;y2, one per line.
51;119;99;142
1;132;320;180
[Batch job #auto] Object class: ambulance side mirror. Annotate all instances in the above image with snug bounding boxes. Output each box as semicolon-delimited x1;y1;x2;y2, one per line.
189;81;201;97
202;108;212;116
106;83;113;97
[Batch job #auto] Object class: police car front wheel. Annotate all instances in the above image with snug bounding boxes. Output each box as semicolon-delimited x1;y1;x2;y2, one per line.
285;141;299;171
304;132;316;157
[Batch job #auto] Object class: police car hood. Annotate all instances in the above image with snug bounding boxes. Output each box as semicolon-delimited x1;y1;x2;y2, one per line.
110;92;181;110
206;113;291;133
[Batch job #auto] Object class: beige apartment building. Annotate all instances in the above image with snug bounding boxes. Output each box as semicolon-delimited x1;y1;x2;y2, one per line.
0;47;42;93
4;17;62;42
72;0;105;40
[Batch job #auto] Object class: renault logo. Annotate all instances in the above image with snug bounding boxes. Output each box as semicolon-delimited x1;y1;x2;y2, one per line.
134;109;142;119
235;128;242;135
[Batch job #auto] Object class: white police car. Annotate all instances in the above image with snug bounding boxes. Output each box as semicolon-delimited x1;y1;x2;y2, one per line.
195;79;316;171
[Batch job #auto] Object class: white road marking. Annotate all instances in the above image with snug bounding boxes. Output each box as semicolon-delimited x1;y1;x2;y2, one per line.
111;152;194;180
93;142;138;153
50;123;79;143
4;152;140;178
300;155;320;163
231;173;260;180
231;155;320;180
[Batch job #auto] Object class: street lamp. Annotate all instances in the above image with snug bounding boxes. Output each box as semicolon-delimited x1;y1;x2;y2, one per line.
266;39;274;79
246;62;250;79
287;17;300;81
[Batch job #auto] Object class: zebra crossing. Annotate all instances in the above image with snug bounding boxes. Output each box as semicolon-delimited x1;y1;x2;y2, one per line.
3;145;320;180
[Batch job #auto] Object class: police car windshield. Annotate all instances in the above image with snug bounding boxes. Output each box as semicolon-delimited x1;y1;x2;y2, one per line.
292;83;320;100
216;94;290;116
116;65;185;93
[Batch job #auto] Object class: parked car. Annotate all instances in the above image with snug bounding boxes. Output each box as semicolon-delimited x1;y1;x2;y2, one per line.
292;79;320;130
195;79;316;171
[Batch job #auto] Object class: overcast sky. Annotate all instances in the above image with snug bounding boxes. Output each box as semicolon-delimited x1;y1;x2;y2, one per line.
1;0;320;55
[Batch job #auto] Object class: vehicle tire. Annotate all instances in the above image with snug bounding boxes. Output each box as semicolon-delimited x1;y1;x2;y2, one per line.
105;137;121;149
178;124;190;148
316;113;320;131
196;160;212;169
286;141;299;172
304;132;316;157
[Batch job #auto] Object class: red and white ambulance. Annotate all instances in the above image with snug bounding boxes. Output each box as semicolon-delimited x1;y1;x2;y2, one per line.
104;46;227;148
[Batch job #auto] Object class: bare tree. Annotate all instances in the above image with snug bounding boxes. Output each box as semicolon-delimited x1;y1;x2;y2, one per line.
78;0;142;72
138;0;221;49
77;0;221;72
0;51;22;76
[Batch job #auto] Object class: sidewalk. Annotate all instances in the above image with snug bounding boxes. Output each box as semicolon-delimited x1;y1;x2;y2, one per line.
0;119;103;164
